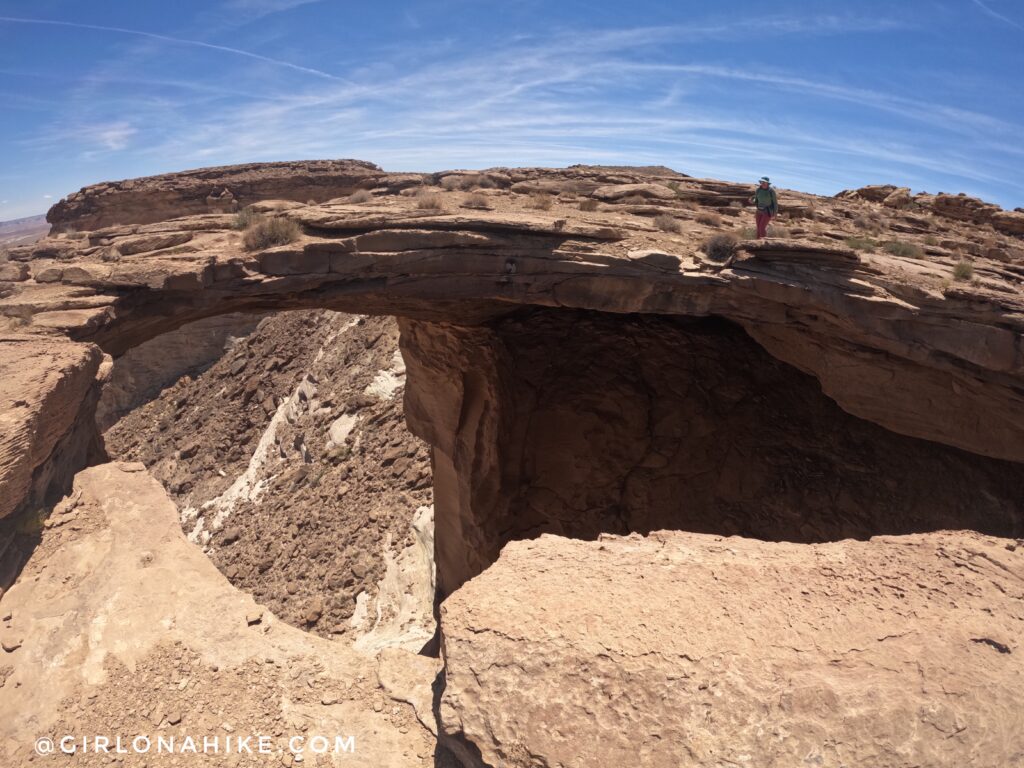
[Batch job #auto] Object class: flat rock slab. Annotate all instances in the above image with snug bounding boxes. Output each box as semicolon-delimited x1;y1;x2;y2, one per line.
739;238;860;265
440;530;1024;768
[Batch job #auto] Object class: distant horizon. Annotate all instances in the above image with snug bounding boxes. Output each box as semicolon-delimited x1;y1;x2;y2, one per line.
3;0;1023;220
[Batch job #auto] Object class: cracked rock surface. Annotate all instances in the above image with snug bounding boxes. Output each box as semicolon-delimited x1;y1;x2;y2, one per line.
440;530;1024;768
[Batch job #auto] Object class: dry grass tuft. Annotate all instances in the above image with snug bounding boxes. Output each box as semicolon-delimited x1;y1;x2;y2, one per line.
853;212;884;232
883;240;924;259
416;192;445;210
234;206;261;230
463;192;490;209
844;236;877;252
348;189;372;203
654;214;682;233
578;198;599;212
242;217;301;251
953;259;974;281
696;211;722;227
528;193;553;211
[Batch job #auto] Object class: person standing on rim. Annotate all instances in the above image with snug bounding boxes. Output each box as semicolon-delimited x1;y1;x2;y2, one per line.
749;176;779;238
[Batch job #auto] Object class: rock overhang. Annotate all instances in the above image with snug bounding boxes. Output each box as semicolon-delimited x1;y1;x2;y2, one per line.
2;160;1024;525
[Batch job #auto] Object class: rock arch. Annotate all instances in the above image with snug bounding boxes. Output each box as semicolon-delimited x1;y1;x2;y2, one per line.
3;161;1024;594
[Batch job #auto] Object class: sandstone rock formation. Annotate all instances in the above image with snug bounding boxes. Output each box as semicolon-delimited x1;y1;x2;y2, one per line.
400;310;1024;595
3;161;1024;596
0;462;441;767
44;159;402;232
1;160;1023;766
440;530;1024;768
0;335;103;521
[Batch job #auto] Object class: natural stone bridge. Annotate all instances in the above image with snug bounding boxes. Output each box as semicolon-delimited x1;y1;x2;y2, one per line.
3;160;1024;594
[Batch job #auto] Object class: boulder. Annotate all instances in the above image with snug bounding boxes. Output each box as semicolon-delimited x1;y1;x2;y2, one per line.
992;210;1024;237
440;530;1024;768
0;263;29;282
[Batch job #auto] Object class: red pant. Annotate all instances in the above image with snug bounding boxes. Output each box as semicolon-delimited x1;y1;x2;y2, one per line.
755;210;773;238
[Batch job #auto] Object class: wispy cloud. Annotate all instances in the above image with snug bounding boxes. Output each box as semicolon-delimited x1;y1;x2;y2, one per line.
0;15;349;82
223;0;323;17
970;0;1024;30
6;10;1022;213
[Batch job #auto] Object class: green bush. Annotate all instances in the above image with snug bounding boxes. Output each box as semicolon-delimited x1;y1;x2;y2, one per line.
242;217;301;251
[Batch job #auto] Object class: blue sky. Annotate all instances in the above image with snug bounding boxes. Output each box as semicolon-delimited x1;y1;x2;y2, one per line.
1;0;1023;220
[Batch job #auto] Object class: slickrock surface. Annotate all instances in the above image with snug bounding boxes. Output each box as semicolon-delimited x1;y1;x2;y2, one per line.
104;310;435;645
440;531;1024;768
0;463;443;767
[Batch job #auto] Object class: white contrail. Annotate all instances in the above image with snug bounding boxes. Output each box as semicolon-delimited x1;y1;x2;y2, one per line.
970;0;1024;30
0;15;349;82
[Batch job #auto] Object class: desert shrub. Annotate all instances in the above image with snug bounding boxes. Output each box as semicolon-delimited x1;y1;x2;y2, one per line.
702;232;739;261
463;192;489;209
416;192;444;210
234;206;261;230
844;236;877;252
578;198;599;212
696;211;722;227
923;234;939;246
306;198;317;206
457;174;496;191
883;240;924;258
767;224;791;238
953;259;974;281
440;176;463;191
348;189;372;203
654;214;681;233
739;226;758;240
853;212;883;232
528;193;553;211
728;200;744;209
621;194;648;205
242;217;301;251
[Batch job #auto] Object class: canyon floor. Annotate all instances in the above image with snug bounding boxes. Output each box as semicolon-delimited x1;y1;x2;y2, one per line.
1;160;1023;766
